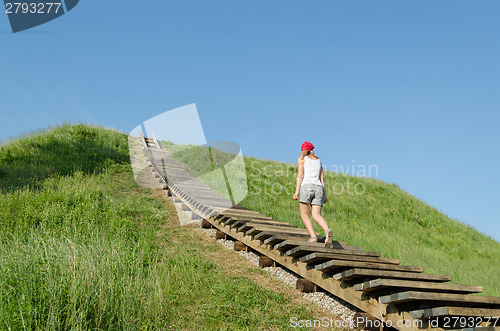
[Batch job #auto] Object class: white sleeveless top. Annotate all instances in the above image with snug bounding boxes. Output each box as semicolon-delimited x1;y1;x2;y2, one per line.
302;156;322;186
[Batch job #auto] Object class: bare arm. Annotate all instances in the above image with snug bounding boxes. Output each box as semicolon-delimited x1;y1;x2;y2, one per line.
293;157;304;200
320;164;328;203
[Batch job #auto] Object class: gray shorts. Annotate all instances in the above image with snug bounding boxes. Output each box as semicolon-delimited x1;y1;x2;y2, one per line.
299;183;324;206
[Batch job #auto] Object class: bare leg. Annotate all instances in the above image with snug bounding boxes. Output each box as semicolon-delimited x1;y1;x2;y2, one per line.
299;202;316;238
311;205;330;234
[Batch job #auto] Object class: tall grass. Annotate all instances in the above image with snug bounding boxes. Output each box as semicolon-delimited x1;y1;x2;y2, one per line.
0;124;128;192
239;157;500;297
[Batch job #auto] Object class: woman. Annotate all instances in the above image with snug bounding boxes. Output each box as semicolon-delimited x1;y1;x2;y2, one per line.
293;141;333;247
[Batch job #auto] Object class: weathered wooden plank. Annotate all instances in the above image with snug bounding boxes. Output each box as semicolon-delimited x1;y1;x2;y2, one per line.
165;183;211;190
266;235;361;250
339;268;451;282
234;220;296;232
285;245;380;258
423;306;500;318
170;193;214;218
177;189;228;200
230;219;247;228
176;193;229;207
264;235;308;246
284;240;363;253
222;214;273;221
355;278;483;295
300;252;400;265
219;209;271;219
216;213;272;221
237;223;297;234
274;239;347;251
316;260;423;273
245;225;310;236
231;205;255;210
229;217;289;226
185;193;231;203
262;233;323;245
218;216;233;225
256;232;312;242
379;291;500;306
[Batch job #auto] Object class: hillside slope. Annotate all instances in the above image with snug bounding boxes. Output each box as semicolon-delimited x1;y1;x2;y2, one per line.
239;157;500;297
0;125;333;330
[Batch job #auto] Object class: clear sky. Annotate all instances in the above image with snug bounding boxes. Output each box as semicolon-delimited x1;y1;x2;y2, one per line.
1;1;499;242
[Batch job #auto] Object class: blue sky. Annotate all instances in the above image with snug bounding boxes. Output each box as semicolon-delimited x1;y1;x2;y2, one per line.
1;1;499;242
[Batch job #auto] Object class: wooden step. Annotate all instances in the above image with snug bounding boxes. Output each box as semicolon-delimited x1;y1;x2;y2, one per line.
216;216;231;224
245;225;310;236
231;219;291;229
266;235;358;250
229;217;289;226
218;209;271;219
409;306;500;319
299;252;400;265
235;221;296;232
256;232;314;242
379;291;500;307
222;217;287;227
285;245;380;258
274;239;348;251
338;268;451;282
355;278;483;295
262;233;321;245
316;260;423;273
225;214;274;221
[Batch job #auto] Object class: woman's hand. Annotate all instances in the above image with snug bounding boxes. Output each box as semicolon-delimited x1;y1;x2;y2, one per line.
323;194;328;203
293;192;299;200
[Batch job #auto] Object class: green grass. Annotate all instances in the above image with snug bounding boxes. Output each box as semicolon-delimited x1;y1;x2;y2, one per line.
0;124;128;193
239;157;500;297
0;125;321;330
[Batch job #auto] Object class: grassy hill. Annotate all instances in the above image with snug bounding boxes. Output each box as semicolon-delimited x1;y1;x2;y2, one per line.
0;125;328;330
239;157;500;297
1;124;498;329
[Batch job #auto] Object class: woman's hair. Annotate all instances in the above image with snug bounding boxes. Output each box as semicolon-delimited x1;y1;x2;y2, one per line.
300;149;318;159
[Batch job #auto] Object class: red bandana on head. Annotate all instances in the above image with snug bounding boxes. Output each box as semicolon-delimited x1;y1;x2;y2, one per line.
301;141;314;151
